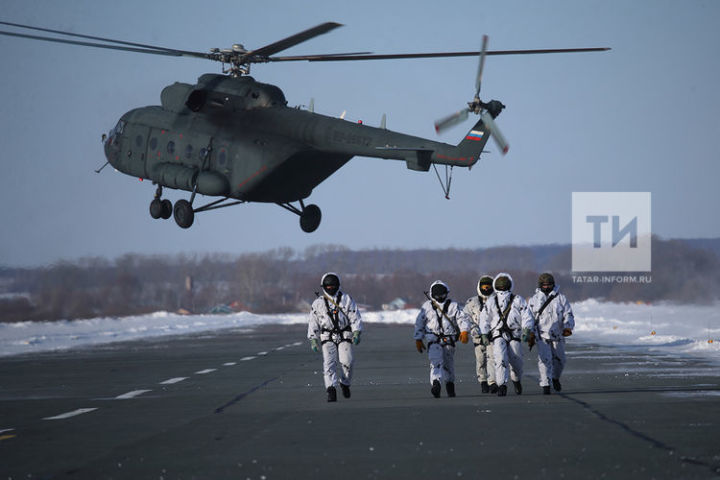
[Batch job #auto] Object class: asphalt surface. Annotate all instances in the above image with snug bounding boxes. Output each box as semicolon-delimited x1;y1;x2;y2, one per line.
1;323;719;479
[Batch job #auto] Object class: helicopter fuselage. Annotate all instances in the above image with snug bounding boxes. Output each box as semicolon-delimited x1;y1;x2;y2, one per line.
104;74;487;205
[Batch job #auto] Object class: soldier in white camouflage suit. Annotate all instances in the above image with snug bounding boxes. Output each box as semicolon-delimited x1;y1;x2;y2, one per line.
463;275;498;393
307;272;363;402
414;280;471;398
528;273;575;394
479;273;535;397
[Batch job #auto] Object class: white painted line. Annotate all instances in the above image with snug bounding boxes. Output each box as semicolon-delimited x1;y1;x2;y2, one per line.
44;408;98;420
159;377;188;385
292;341;302;346
115;389;152;400
257;351;268;356
223;362;237;366
275;346;285;351
0;428;15;434
195;369;217;375
240;356;256;361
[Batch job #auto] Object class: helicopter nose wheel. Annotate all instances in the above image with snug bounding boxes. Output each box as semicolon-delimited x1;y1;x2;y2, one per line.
173;199;195;229
300;204;322;233
149;186;173;220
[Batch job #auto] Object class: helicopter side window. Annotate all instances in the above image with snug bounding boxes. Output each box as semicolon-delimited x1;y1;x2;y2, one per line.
199;148;207;161
218;149;227;165
167;141;175;155
150;138;158;151
185;144;193;160
135;135;143;147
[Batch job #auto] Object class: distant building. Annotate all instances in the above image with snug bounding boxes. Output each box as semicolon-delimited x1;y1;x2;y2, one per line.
382;298;409;311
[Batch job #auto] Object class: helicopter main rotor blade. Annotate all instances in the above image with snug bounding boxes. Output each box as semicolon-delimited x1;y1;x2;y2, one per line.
0;29;186;57
480;111;509;155
434;108;470;134
475;35;489;98
271;46;609;62
243;22;343;60
0;20;207;57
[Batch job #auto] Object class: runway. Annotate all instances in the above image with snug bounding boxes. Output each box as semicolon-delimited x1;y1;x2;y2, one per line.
1;323;719;479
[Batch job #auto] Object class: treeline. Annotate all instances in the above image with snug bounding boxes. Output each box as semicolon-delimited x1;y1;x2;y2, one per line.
1;237;719;322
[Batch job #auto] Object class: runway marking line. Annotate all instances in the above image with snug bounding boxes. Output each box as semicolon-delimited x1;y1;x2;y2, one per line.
115;390;152;400
240;356;256;361
257;351;268;356
195;368;217;375
43;408;98;420
159;377;188;385
223;362;237;366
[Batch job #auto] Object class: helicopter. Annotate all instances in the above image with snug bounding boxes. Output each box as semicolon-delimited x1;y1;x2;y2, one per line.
0;21;608;232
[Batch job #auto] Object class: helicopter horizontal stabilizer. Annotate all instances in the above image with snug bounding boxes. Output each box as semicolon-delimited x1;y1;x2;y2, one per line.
375;146;433;171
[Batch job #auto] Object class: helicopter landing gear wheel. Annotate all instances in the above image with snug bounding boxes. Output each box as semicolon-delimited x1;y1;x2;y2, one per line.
173;199;195;229
300;204;321;233
149;199;163;219
160;199;172;219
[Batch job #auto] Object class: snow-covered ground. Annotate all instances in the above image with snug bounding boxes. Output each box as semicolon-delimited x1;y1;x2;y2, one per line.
1;300;719;361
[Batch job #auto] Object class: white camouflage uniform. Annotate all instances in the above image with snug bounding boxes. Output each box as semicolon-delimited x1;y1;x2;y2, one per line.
528;286;574;387
307;290;362;389
414;297;471;385
463;295;496;386
479;273;535;387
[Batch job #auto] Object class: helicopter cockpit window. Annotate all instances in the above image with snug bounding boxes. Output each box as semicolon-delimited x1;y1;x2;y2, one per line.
115;120;125;135
218;150;226;165
199;148;207;161
167;141;175;155
150;137;157;151
185;144;193;160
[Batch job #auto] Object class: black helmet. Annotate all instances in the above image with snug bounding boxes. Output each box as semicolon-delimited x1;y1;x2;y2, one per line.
430;280;449;303
538;272;555;294
321;272;340;296
494;275;512;292
477;275;494;298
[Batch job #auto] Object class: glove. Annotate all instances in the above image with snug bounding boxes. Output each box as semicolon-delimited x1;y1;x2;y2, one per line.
352;331;361;345
310;338;319;353
563;328;573;337
459;331;469;344
481;334;490;346
415;339;426;353
527;332;536;349
521;328;531;343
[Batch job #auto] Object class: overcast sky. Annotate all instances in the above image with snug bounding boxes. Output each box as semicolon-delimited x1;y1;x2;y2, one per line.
1;0;719;267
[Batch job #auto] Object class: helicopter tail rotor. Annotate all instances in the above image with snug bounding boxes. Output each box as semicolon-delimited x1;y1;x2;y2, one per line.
435;34;509;155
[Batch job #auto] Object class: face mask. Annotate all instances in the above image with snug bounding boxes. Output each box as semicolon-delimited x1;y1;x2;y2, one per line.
540;284;554;295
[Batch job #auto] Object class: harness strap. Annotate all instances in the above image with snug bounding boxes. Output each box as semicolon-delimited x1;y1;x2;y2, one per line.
492;294;519;342
320;292;352;345
428;299;458;346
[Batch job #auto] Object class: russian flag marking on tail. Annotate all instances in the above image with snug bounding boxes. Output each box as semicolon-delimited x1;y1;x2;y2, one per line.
465;129;485;141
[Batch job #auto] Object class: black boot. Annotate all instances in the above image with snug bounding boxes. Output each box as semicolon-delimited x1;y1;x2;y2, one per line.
340;383;351;398
513;381;523;395
446;381;456;398
489;383;499;394
542;385;551;395
431;380;441;398
552;378;562;392
326;386;337;402
480;381;489;393
497;384;507;397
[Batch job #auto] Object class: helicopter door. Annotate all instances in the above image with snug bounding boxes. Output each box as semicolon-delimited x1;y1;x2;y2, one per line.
119;123;149;178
